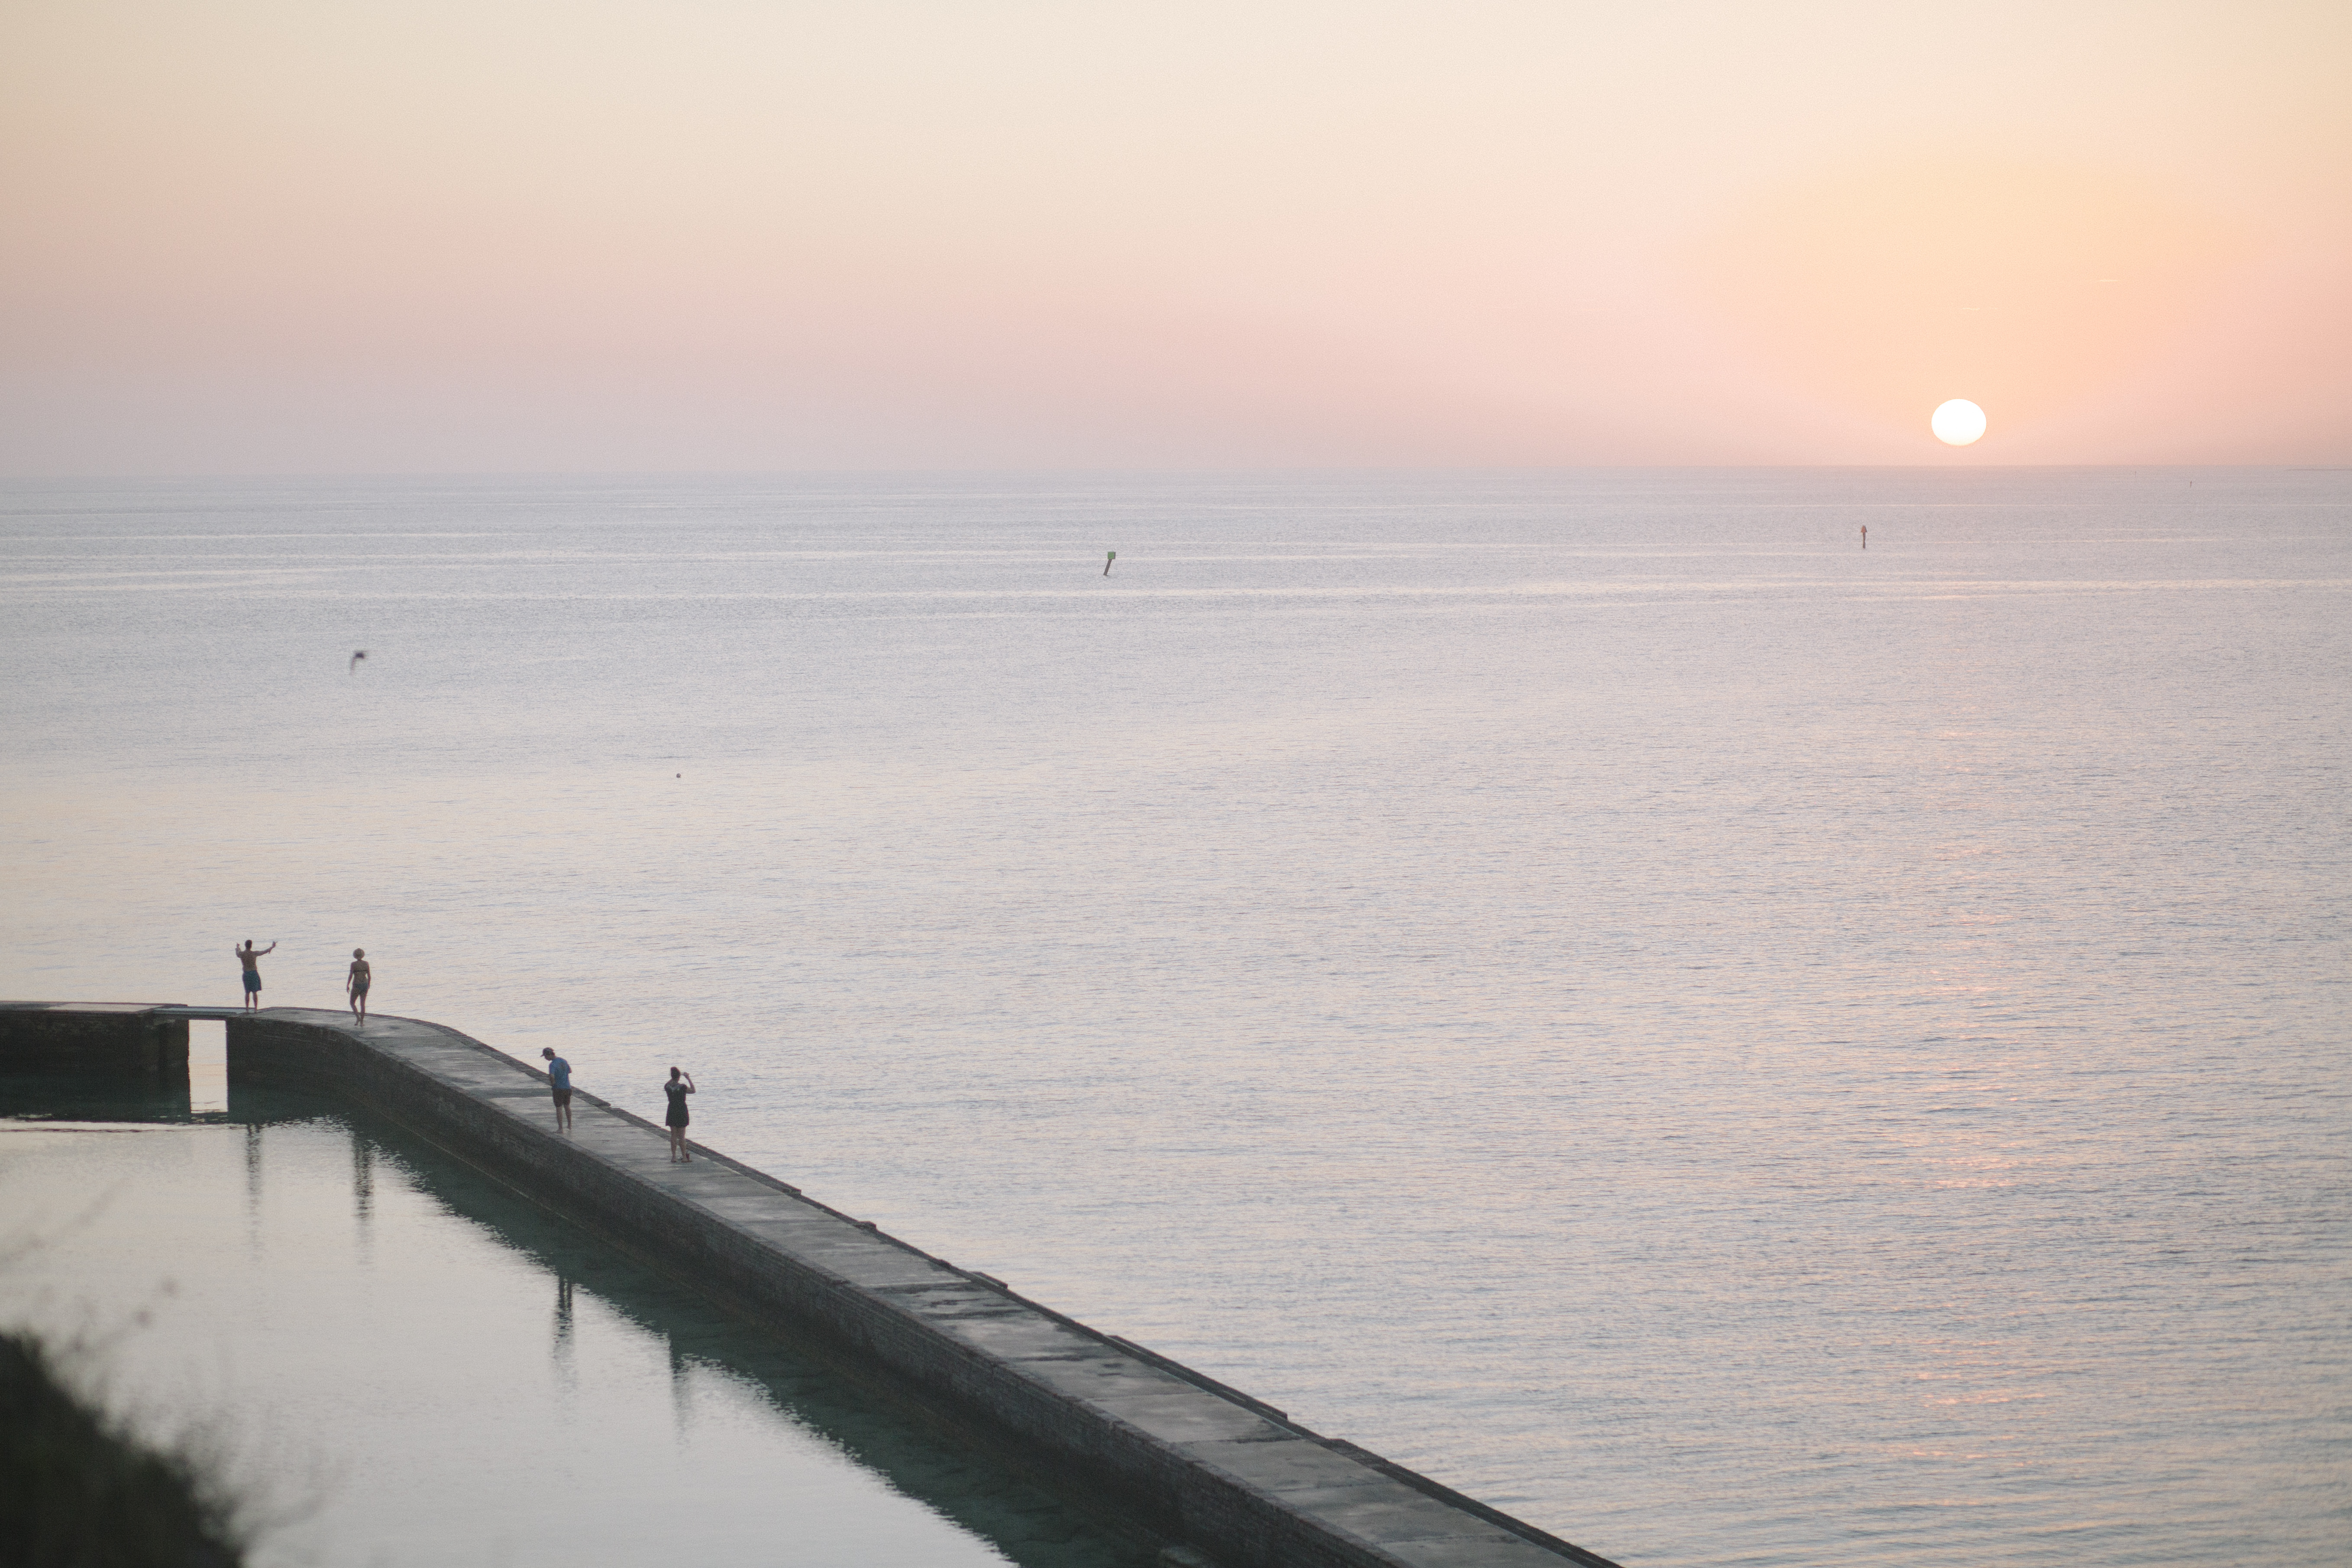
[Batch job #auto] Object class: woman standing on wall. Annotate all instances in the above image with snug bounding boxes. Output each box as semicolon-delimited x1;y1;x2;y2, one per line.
663;1067;695;1162
346;949;372;1023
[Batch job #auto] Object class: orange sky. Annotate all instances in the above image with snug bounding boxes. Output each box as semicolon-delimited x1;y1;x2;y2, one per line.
2;0;2345;471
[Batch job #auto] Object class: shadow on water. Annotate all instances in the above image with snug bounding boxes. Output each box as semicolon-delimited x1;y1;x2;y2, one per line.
0;1070;197;1126
0;1070;1160;1568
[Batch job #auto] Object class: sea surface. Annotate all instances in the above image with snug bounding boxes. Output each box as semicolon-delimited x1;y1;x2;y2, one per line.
3;469;2346;1567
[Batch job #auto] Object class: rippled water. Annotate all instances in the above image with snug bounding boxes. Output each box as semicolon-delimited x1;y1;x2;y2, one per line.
3;469;2346;1566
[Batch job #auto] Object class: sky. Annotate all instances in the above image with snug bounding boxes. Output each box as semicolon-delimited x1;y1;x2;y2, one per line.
2;0;2346;472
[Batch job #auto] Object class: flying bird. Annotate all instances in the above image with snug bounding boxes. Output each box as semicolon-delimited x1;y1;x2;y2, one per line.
350;650;368;672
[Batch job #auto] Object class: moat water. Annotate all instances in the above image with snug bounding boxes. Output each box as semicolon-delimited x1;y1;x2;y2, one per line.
0;1071;1150;1568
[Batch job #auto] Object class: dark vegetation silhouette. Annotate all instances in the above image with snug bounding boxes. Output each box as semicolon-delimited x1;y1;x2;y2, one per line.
0;1329;246;1567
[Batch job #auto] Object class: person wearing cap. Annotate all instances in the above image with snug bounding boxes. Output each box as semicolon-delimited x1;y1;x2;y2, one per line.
541;1047;575;1131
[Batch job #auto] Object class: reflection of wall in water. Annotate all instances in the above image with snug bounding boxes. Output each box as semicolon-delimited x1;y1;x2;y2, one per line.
352;1125;374;1265
244;1122;263;1259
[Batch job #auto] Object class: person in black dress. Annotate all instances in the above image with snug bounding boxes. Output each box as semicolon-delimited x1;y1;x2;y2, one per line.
663;1067;695;1162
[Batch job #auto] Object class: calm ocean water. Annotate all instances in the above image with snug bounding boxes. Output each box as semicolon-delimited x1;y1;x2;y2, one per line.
3;469;2346;1566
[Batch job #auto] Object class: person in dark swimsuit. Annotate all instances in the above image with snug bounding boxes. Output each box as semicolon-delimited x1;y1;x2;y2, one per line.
346;949;372;1023
236;941;275;1011
663;1067;695;1162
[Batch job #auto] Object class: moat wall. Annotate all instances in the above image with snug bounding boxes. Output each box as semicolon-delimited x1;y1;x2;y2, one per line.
2;1001;1619;1568
0;1003;186;1075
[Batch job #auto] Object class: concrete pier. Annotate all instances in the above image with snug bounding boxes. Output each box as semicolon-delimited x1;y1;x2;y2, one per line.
1;1001;1622;1568
0;1001;187;1075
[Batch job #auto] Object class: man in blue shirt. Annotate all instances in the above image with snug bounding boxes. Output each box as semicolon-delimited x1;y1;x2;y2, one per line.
540;1047;575;1131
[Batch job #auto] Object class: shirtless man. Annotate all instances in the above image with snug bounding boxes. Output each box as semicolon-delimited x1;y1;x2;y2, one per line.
346;948;372;1023
236;940;275;1011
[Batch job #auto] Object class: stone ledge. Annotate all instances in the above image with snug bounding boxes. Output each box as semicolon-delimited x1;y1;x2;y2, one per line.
3;1002;1622;1568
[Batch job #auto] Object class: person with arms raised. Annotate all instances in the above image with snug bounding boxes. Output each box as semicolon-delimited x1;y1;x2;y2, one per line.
235;940;275;1011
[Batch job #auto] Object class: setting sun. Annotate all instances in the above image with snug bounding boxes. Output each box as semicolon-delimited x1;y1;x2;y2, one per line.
1932;398;1987;445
